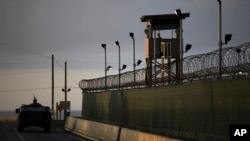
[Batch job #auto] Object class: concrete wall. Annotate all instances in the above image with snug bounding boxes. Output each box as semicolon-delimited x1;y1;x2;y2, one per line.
65;116;120;141
119;128;181;141
81;78;250;141
65;117;181;141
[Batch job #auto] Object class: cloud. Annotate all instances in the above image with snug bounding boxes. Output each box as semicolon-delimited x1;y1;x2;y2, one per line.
0;0;250;111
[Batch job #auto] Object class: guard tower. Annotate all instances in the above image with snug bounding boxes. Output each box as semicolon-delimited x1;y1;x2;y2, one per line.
141;12;190;86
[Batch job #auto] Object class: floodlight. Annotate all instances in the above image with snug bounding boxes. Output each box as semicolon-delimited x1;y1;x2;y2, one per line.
137;59;142;66
122;64;127;70
225;34;232;44
62;88;71;92
129;32;134;38
101;44;106;49
115;41;120;46
175;9;182;17
185;44;192;52
106;65;112;71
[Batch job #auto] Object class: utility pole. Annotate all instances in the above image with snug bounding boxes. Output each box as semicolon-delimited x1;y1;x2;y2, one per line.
218;0;222;79
59;61;71;121
64;61;67;121
51;54;54;116
62;61;71;121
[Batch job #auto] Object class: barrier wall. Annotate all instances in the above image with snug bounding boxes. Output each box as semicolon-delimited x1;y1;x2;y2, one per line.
65;117;181;141
119;128;181;141
81;78;250;141
65;116;120;141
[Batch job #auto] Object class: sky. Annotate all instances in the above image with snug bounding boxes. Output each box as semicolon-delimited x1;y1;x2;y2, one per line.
0;0;249;111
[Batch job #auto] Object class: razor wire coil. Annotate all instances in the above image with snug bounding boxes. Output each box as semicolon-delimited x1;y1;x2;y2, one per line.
79;42;250;91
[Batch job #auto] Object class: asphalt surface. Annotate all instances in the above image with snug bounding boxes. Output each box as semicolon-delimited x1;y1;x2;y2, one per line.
0;120;89;141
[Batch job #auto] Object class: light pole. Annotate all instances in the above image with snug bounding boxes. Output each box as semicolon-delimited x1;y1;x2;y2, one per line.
51;54;54;116
129;32;136;86
115;41;121;89
101;44;107;89
217;0;232;79
218;0;222;79
62;61;71;121
236;48;241;77
175;9;183;81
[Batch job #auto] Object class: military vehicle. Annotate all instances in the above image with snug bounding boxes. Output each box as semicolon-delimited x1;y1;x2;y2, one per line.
16;97;51;132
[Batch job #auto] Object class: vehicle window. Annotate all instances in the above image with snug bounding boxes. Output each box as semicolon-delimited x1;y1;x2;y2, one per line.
22;107;47;112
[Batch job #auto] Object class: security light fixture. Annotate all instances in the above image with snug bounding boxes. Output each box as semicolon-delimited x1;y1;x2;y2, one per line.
175;9;182;17
106;65;112;71
137;59;142;66
224;34;232;44
62;88;71;92
115;41;120;47
185;44;192;52
121;64;127;70
129;32;134;38
101;44;106;49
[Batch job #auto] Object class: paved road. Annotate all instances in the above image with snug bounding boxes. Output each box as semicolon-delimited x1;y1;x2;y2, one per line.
0;121;89;141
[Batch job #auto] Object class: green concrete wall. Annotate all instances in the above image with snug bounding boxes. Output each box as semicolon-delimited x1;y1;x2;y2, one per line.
81;78;250;141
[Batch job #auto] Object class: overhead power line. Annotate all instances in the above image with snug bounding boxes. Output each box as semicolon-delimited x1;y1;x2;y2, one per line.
0;42;50;59
0;87;50;93
0;86;63;93
54;58;79;86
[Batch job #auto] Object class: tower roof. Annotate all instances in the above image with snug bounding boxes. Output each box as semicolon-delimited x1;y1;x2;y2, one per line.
140;13;190;30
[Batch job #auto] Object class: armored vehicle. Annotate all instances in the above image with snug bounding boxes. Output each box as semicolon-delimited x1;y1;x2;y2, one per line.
16;97;51;132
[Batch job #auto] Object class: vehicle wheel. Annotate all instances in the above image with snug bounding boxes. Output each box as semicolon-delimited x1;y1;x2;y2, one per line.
44;127;50;132
17;126;24;132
